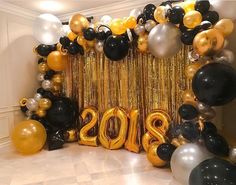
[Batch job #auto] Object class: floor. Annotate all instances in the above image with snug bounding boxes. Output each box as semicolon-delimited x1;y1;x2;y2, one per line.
0;143;181;185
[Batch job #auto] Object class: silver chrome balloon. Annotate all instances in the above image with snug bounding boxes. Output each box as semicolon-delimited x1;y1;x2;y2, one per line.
26;98;39;112
25;110;33;117
129;8;142;19
229;147;236;164
37;73;45;82
145;20;156;32
95;41;104;53
42;80;53;90
34;93;42;102
134;24;145;36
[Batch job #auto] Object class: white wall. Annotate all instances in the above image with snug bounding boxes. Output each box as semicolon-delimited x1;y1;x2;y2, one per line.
0;10;38;146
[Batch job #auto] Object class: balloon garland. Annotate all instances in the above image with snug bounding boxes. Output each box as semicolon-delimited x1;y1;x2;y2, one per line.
13;0;236;184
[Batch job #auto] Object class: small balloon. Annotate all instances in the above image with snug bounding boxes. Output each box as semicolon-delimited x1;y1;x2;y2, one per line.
144;20;156;32
156;143;176;162
36;108;47;118
214;19;234;37
37;73;44;82
67;31;77;41
134;24;146;36
203;11;219;25
59;36;70;48
200;20;212;30
100;15;112;25
147;142;167;167
130;8;142;19
96;31;106;41
52;74;64;84
229;147;236;164
38;62;49;74
183;10;202;29
194;0;210;14
154;6;168;23
137;33;148;53
182;90;195;102
68;42;83;55
36;44;52;57
182;1;195;13
26;98;39;112
201;121;217;136
34;93;42;102
42;80;53;90
143;4;156;20
124;16;137;29
185;62;204;79
69;14;89;35
47;51;67;71
38;98;52;110
83;28;96;41
168;6;185;24
95;41;104;53
180;121;200;141
178;104;199;120
110;18;126;35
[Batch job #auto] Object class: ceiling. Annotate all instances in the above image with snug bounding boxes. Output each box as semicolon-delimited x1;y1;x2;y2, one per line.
1;0;122;15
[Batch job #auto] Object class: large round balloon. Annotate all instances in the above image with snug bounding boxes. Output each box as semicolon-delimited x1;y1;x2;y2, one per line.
47;51;67;71
148;23;182;58
33;14;62;45
47;97;77;129
103;35;129;61
11;120;46;155
171;143;212;185
189;157;236;185
69;14;89;35
192;63;236;106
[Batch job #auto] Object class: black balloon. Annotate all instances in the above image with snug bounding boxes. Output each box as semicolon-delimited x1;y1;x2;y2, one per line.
181;121;200;141
202;121;217;136
38;58;44;64
43;90;55;101
103;35;129;61
36;44;52;57
49;44;57;51
45;70;55;79
31;114;39;120
178;104;199;120
20;106;28;113
47;97;76;129
168;6;185;24
59;36;70;48
200;20;212;30
105;30;112;39
47;130;65;151
143;4;156;20
203;11;219;25
195;0;210;14
96;31;106;41
192;63;236;106
83;28;96;41
167;123;182;139
157;143;176;162
189;158;236;185
204;133;229;156
137;13;147;24
37;87;46;95
179;23;188;32
181;30;197;45
67;42;82;55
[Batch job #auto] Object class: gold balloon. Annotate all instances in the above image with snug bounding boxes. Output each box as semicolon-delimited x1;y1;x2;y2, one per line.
52;74;64;84
47;51;67;71
185;62;204;79
142;132;156;152
87;40;95;48
19;98;28;107
79;107;99;147
124;16;137;29
183;10;202;29
69;14;89;35
68;31;77;41
154;6;168;23
38;98;52;110
147;142;167;167
77;35;86;46
38;62;49;73
64;129;78;142
214;19;234;37
182;1;195;13
125;110;141;153
137;33;148;53
36;108;47;118
98;107;128;149
182;89;196;102
110;18;126;35
193;29;225;56
52;84;62;92
11;120;46;155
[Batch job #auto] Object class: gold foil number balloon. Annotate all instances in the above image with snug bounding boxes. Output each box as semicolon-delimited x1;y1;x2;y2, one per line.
147;142;167;167
214;19;234;37
79;107;99;147
110;18;126;35
98;107;128;150
183;10;202;29
69;14;89;35
11;120;46;155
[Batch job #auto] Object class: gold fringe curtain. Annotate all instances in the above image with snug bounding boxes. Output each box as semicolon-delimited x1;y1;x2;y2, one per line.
64;46;191;133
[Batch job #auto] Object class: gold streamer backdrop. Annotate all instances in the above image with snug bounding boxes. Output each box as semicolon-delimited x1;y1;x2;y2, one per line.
64;46;191;135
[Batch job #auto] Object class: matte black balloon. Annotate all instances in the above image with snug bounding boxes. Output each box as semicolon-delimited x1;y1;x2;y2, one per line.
37;87;46;95
192;63;236;106
178;104;199;120
59;36;70;47
143;4;156;20
103;35;129;61
189;158;236;185
204;133;229;156
168;6;185;24
181;121;200;141
157;143;176;161
67;42;80;55
83;28;96;41
42;90;55;101
47;130;65;151
202;121;217;136
203;11;219;25
137;13;147;24
96;31;106;41
181;30;197;45
195;0;210;14
36;44;52;57
47;97;76;129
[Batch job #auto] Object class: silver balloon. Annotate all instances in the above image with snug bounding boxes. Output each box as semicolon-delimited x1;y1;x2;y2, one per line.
129;8;142;19
148;23;182;58
95;41;104;53
42;80;53;90
126;29;133;42
229;147;236;164
171;143;212;185
145;20;156;32
26;98;39;112
100;15;112;25
198;102;216;120
214;49;235;64
134;25;145;36
25;110;33;117
37;73;45;82
34;93;42;102
33;14;62;45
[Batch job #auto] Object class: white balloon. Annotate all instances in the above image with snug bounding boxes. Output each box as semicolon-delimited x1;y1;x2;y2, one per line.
33;14;62;45
100;15;112;25
171;143;212;185
130;8;142;19
37;73;44;82
210;0;236;20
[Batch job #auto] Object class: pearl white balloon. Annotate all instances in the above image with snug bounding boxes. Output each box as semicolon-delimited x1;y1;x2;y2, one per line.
171;143;212;185
210;0;236;20
148;23;182;58
130;8;142;19
33;14;62;45
26;98;39;112
229;147;236;164
100;15;112;25
42;80;53;90
34;93;42;102
95;41;104;53
37;73;44;82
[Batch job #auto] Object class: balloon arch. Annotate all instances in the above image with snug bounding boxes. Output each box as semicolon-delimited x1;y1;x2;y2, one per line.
13;0;236;185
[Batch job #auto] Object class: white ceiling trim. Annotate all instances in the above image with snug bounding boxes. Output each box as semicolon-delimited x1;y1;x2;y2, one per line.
0;1;39;20
58;0;157;21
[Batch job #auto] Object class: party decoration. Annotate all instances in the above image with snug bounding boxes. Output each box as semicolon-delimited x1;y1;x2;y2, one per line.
154;6;168;23
38;62;49;74
26;98;39;111
200;20;212;30
79;107;99;147
229;147;236;164
83;28;96;41
178;104;199;120
33;14;62;45
110;18;126;35
182;1;195;13
181;29;198;45
52;74;64;84
38;98;52;110
134;24;145;36
214;19;234;37
47;130;65;151
67;31;77;41
60;36;70;48
182;90;195;102
130;8;142;19
214;49;235;64
201;121;217;136
189;157;236;185
36;44;53;57
148;23;182;58
143;4;156;20
36;108;47;118
147;142;166;167
171;143;212;185
168;6;185;24
100;15;112;25
124;16;137;29
185;62;204;79
95;41;104;53
203;11;219;25
103;35;129;61
192;63;236;106
64;129;78;142
180;122;200;141
11;120;46;154
42;80;53;90
137;33;148;53
183;10;202;29
67;42;83;55
98;107;128;150
194;0;210;14
156;143;176;162
69;14;89;34
144;20;156;32
47;51;67;71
